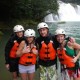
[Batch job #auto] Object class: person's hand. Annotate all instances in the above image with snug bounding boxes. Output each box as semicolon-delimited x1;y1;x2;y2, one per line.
67;41;73;46
71;56;77;63
67;37;75;46
69;37;75;43
32;49;38;55
5;64;9;70
22;46;31;53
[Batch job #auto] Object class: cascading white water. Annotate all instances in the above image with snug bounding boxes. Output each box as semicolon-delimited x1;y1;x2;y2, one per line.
77;5;80;14
44;1;80;22
44;14;55;22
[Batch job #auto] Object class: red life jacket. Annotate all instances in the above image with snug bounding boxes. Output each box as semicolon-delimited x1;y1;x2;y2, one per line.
10;42;19;58
39;40;56;61
19;46;37;66
57;48;75;68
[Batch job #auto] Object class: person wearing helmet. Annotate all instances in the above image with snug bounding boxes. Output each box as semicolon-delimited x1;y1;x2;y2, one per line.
16;29;38;80
55;28;80;80
36;22;59;80
5;25;25;80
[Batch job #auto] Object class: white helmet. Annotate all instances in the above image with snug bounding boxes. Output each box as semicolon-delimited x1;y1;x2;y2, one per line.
55;28;65;35
24;29;35;37
37;22;49;30
13;25;24;32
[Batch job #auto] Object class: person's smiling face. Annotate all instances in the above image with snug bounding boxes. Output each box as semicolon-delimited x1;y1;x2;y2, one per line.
56;34;65;44
16;31;23;38
39;27;48;37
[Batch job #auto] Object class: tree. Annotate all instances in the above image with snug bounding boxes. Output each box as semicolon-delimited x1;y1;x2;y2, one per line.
0;0;59;21
31;0;58;21
0;0;18;20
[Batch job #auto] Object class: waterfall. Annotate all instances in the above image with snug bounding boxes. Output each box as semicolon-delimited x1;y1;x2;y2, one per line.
44;1;80;22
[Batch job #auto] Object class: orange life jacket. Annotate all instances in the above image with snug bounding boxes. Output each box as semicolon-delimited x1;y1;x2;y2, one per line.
39;40;56;61
10;42;19;58
57;48;75;68
19;46;37;66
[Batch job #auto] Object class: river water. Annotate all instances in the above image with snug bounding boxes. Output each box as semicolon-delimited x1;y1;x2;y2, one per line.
0;22;80;80
49;22;80;43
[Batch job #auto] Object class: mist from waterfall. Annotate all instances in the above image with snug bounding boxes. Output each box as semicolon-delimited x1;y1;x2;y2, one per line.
44;1;80;22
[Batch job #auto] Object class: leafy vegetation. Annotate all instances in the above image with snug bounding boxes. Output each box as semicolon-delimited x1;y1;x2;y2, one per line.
0;0;58;27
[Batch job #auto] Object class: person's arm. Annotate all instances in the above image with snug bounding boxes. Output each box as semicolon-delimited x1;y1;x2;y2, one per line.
5;38;14;70
72;50;80;63
16;41;25;57
5;39;13;64
73;43;80;60
32;43;38;56
68;41;80;50
66;36;75;43
69;42;80;63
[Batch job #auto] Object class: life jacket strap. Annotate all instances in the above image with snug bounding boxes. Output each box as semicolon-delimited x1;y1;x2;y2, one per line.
45;52;49;54
26;62;32;64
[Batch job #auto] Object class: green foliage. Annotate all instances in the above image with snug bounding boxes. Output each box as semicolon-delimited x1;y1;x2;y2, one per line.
0;31;3;35
0;0;18;20
31;0;58;21
0;0;58;22
15;19;38;28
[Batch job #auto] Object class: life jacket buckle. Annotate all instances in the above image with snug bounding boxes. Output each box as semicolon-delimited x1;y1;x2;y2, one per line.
45;47;49;49
60;59;64;61
58;54;62;56
28;56;32;58
44;57;50;60
45;52;49;54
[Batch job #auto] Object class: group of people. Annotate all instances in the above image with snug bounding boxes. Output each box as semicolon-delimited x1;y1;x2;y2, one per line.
5;22;80;80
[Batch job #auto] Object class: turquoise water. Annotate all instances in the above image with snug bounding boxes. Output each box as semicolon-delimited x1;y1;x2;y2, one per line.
48;22;80;43
0;22;80;80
